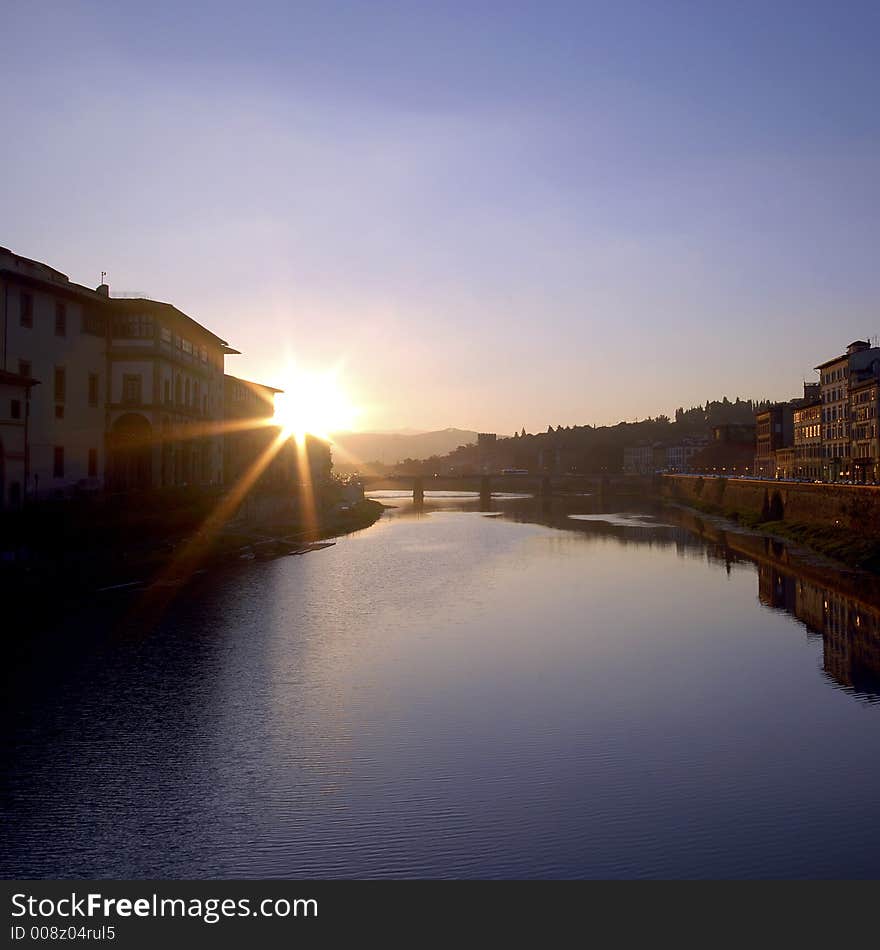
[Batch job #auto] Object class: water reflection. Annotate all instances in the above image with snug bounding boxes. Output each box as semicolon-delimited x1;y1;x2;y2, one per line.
5;490;880;879
395;490;880;702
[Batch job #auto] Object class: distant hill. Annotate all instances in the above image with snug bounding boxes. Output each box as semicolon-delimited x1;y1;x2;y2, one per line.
330;428;478;471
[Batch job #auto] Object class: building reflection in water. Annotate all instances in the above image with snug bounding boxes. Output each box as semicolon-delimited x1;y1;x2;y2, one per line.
758;564;880;700
373;490;880;703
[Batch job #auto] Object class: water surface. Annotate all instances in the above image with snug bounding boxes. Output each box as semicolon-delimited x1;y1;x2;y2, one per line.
4;493;880;878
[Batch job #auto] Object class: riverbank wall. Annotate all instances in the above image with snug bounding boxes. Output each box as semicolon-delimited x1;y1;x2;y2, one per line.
659;474;880;571
659;475;880;531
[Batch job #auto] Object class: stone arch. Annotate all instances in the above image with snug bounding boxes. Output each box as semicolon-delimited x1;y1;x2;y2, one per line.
768;490;785;521
108;413;153;492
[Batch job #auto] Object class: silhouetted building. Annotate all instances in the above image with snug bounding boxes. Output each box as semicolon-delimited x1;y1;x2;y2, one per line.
688;424;755;474
0;245;240;496
223;374;283;489
665;437;709;473
623;443;654;474
754;405;793;477
107;297;233;492
712;423;756;444
0;247;109;496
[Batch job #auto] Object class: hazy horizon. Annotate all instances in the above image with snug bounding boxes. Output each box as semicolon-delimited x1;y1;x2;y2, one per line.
4;1;879;432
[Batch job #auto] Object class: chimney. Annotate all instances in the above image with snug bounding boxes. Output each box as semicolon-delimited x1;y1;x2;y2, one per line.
96;283;109;297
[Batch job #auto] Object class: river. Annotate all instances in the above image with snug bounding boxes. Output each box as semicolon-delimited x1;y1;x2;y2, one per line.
4;491;880;878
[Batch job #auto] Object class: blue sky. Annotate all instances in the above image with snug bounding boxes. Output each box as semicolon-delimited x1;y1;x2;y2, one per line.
3;1;879;432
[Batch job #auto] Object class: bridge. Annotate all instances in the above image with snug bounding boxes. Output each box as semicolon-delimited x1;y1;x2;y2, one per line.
360;472;651;502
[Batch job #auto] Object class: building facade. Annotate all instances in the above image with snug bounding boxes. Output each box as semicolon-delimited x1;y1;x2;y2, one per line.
754;404;793;477
850;377;880;483
665;437;709;473
1;248;108;496
792;398;822;480
623;443;655;475
774;446;796;480
223;374;283;489
0;369;38;508
816;340;880;481
106;298;234;492
0;246;244;498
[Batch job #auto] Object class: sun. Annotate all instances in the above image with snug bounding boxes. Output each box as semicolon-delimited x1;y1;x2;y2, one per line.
272;368;358;443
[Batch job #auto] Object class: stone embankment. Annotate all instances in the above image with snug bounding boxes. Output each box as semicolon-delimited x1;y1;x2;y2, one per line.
659;475;880;571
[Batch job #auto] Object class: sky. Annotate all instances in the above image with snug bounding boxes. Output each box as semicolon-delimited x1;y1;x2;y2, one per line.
3;1;879;434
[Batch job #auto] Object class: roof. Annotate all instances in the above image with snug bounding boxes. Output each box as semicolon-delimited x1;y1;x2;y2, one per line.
224;374;284;394
814;352;848;370
1;247;236;350
0;246;69;282
0;265;108;306
109;297;232;347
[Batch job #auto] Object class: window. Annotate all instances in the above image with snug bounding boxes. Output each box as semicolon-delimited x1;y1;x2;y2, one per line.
112;314;154;339
53;446;65;478
182;339;193;355
82;309;106;336
88;448;98;478
11;399;21;419
122;374;142;404
55;301;67;336
55;404;64;419
160;327;172;344
18;359;31;378
164;379;171;404
54;366;66;403
88;373;99;407
185;379;191;406
20;292;33;327
200;346;208;363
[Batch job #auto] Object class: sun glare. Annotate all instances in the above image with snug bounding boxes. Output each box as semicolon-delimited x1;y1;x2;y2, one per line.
272;368;358;442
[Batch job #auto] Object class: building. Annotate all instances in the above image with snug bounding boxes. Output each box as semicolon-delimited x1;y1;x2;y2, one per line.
223;374;284;489
0;369;38;508
754;405;793;477
106;297;235;492
1;247;109;497
793;397;822;480
774;446;796;480
0;246;240;498
623;443;655;475
665;437;709;473
688;424;755;474
815;340;880;481
850;376;880;483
